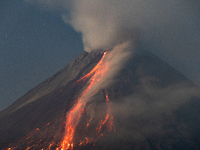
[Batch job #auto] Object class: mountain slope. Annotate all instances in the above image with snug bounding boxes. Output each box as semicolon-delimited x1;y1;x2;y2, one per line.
0;51;103;118
0;51;104;148
0;50;200;150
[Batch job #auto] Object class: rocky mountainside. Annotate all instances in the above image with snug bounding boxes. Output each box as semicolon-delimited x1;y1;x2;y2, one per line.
0;51;103;148
0;51;102;119
0;50;200;150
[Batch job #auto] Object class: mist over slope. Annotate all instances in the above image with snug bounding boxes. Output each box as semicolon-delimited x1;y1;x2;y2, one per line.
0;51;103;118
25;0;200;84
1;0;200;149
1;49;200;149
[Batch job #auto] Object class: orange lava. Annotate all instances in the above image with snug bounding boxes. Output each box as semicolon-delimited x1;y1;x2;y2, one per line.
59;102;86;150
5;51;115;150
96;90;115;134
75;51;107;84
58;51;115;149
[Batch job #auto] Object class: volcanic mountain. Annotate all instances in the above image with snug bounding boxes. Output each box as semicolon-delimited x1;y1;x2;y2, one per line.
1;49;200;150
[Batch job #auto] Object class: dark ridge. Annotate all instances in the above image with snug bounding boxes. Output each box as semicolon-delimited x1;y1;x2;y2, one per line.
0;51;103;119
0;49;200;150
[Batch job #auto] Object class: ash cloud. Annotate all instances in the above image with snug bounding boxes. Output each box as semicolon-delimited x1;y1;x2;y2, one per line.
25;0;200;115
66;0;200;57
74;41;133;114
26;0;200;52
25;0;200;84
111;78;200;139
84;41;133;99
19;1;200;145
25;0;200;128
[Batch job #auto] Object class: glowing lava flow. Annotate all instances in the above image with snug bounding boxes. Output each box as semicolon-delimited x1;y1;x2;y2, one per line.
58;51;115;149
74;51;107;84
96;90;115;134
5;51;115;150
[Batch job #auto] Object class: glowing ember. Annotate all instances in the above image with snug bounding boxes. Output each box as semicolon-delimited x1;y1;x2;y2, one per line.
59;102;86;150
74;51;107;84
5;51;115;150
58;51;115;149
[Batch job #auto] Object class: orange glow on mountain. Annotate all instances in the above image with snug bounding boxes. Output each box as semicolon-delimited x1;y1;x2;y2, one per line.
75;51;107;84
58;51;115;149
5;51;115;150
59;102;86;150
96;90;115;134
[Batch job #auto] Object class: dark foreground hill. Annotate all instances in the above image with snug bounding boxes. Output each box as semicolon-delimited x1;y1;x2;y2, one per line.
0;50;200;150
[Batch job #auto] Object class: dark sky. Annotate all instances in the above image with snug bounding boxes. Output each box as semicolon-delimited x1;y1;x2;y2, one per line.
0;0;200;111
0;0;83;111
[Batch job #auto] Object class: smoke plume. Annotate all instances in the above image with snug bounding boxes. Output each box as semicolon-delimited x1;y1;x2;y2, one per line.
68;41;133;122
14;1;200;146
111;79;200;139
25;0;200;113
25;0;200;126
25;0;200;84
60;0;200;53
82;41;133;101
26;0;200;51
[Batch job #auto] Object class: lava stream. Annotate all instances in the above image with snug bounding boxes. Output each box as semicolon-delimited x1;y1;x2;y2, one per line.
58;51;115;149
5;51;115;150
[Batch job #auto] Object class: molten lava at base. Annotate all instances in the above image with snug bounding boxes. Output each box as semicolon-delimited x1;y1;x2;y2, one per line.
6;51;115;150
58;51;115;149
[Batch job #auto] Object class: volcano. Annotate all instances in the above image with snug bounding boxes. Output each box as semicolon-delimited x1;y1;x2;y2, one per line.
1;48;200;150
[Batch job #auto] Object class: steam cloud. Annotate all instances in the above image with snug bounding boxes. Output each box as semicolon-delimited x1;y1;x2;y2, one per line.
69;41;133;121
111;80;200;139
25;0;200;51
26;0;200;123
24;0;200;142
26;0;200;111
84;41;133;101
26;0;200;84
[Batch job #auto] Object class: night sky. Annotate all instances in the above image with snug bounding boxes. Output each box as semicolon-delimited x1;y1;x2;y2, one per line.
0;0;200;111
0;0;83;111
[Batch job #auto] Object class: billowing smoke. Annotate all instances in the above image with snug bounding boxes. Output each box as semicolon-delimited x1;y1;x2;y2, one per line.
66;41;133;123
25;0;200;119
25;0;200;84
108;79;200;141
61;0;200;53
26;0;200;51
25;0;200;129
17;1;200;146
82;41;133;101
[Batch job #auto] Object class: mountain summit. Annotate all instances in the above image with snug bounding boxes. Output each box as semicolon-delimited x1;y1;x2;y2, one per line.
1;49;200;150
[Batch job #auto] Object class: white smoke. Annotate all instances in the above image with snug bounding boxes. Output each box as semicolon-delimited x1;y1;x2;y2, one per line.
25;0;200;83
111;78;200;139
63;0;200;54
26;0;200;51
23;0;200;140
81;41;133;102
